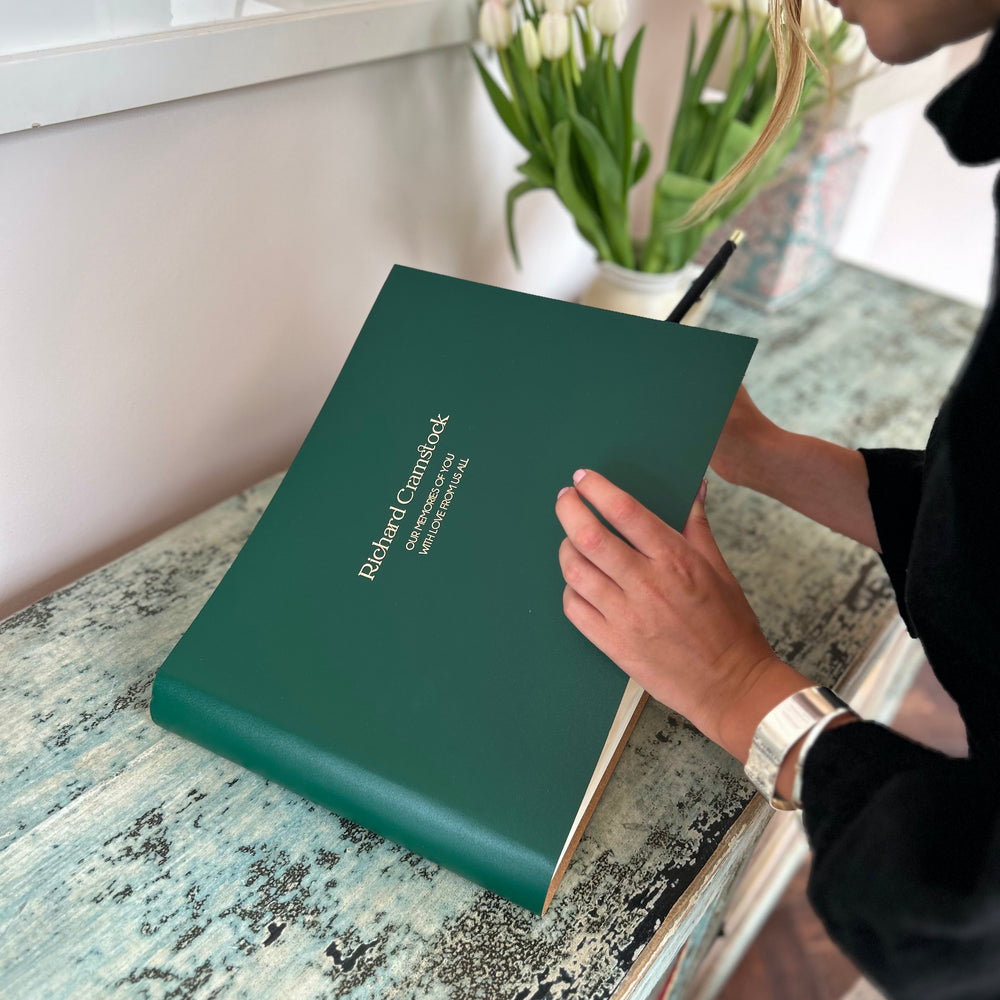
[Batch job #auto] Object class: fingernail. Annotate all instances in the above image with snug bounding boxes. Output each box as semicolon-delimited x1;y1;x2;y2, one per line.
557;486;570;499
697;479;708;503
572;469;587;485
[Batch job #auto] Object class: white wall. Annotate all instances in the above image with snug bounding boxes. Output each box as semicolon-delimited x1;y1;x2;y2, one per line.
836;36;998;308
0;43;591;619
0;1;705;620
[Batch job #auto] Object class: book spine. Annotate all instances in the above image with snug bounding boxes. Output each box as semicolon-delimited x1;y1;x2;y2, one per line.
149;672;553;913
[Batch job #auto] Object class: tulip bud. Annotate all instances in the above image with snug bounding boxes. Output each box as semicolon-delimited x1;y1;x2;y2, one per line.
479;0;513;50
538;12;571;60
544;0;577;12
521;21;542;70
591;0;626;37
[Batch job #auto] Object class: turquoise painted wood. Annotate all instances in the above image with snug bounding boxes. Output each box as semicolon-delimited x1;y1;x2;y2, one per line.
0;265;980;999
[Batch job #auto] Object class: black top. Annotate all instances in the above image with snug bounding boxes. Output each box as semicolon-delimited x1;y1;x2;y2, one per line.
800;26;1000;1000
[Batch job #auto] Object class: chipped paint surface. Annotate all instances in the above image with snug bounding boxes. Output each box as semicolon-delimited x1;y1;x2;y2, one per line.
0;267;979;998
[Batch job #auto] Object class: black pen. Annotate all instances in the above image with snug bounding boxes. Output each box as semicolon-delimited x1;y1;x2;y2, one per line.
665;229;746;324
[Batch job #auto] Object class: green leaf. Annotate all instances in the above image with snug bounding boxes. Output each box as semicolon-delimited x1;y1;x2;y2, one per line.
620;27;644;185
745;118;802;194
569;110;625;201
719;118;803;220
577;54;618;160
644;170;712;272
577;55;605;114
505;179;540;269
675;20;697;118
548;60;569;122
508;38;554;162
688;13;733;115
517;154;554;188
604;55;624;171
668;26;701;174
632;140;651;186
568;110;633;266
692;18;771;180
471;50;530;149
671;103;712;178
714;118;757;179
551;121;614;261
670;11;732;176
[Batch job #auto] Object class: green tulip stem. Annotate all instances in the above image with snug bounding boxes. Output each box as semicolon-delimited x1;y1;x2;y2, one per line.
576;9;594;58
729;17;767;99
561;56;577;113
499;49;530;138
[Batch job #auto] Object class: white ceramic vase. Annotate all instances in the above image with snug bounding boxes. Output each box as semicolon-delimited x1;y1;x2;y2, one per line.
578;260;714;324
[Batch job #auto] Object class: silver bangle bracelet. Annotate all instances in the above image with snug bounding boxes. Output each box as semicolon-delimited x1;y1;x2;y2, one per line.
792;708;852;809
744;686;851;810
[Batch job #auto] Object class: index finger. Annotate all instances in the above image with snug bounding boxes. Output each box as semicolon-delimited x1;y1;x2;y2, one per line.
555;484;639;585
569;468;681;559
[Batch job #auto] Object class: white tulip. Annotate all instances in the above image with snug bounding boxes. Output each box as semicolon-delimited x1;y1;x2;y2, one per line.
833;22;869;64
538;12;571;59
591;0;626;37
479;0;513;50
521;20;542;70
801;0;843;37
544;0;577;13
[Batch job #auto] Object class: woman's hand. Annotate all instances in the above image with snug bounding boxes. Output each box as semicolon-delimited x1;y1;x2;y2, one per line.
555;469;811;763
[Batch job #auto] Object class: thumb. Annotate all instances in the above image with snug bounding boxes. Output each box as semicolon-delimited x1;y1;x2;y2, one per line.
682;480;732;580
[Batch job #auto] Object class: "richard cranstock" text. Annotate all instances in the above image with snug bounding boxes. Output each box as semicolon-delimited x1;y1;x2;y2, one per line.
357;414;450;581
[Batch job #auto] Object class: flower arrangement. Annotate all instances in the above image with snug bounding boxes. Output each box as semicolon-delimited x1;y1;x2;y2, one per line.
474;0;867;273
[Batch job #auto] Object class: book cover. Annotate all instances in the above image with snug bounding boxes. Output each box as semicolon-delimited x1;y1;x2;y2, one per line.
149;265;756;914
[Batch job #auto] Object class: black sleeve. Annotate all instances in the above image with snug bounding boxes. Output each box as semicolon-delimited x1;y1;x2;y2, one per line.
801;722;1000;1000
858;448;925;634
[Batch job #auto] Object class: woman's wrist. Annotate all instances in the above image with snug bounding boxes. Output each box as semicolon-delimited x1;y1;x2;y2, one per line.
716;415;788;494
714;654;815;765
726;673;861;806
733;430;881;551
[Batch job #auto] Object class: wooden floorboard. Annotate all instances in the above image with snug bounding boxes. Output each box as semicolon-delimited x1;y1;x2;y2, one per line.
717;659;967;1000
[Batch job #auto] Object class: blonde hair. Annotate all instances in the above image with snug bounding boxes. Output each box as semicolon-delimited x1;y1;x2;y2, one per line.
683;0;830;226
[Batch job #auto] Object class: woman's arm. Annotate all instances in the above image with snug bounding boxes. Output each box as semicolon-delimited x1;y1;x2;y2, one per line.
711;387;881;551
554;469;860;801
555;470;832;761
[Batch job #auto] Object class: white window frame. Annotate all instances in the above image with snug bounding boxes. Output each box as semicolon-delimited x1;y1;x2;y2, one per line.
0;0;476;136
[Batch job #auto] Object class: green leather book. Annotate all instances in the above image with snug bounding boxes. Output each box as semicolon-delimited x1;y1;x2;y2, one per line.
150;265;755;914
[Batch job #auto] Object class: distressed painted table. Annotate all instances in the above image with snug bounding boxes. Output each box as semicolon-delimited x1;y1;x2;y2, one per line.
1;264;980;1000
